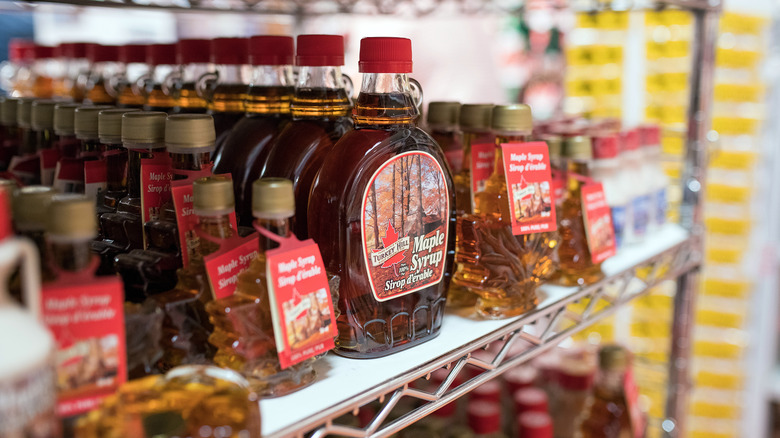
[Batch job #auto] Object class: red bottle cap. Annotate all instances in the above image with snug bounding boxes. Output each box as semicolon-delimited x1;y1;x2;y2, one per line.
534;351;561;383
33;45;55;59
249;35;293;66
119;44;147;64
518;412;553;438
592;134;619;159
639;124;661;146
467;402;501;435
620;129;640;151
68;42;88;58
177;38;211;64
211;37;250;65
558;364;595;391
87;44;119;63
0;188;12;241
296;34;344;66
359;37;412;73
146;43;176;66
513;387;548;415
8;39;35;62
505;366;538;395
471;380;501;404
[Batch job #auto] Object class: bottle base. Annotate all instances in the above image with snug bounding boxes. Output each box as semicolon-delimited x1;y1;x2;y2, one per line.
334;329;443;359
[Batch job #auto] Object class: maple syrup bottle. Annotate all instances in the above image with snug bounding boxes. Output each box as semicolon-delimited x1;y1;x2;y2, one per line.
172;39;211;114
309;37;455;358
143;44;178;112
75;105;114;158
450;104;558;319
579;345;634;438
558;136;604;286
260;34;353;238
97;108;139;214
207;178;317;396
117;114;216;298
10;97;41;185
59;42;89;102
0;97;21;170
116;44;149;109
84;44;120;105
53;103;83;159
204;37;251;152
149;176;235;372
45;196;97;274
93;112;167;283
28;45;57;99
214;35;294;226
12;186;54;269
426;101;462;172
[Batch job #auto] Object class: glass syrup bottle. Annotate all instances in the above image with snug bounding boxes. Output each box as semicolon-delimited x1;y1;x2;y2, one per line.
207;178;318;397
214;35;294;227
116;44;149;109
10;97;41;185
96;108;139;216
171;39;211;114
53;103;83;159
0;97;21;170
83;44;120;105
308;37;455;358
260;34;353;239
11;185;55;284
28;45;57;99
148;176;235;372
202;37;251;153
31;100;58;185
75;105;114;158
59;42;89;103
116;114;216;298
142;43;178;112
450;104;558;319
425;101;462;172
449;103;494;308
579;345;633;438
93;111;167;282
557;135;604;286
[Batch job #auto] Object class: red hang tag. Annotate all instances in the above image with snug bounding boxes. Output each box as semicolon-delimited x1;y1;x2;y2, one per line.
581;183;617;264
470;143;495;210
139;150;173;247
40;273;127;418
8;154;41;185
261;226;337;369
53;158;85;194
624;368;646;438
39;149;60;186
501;142;557;235
551;168;567;205
444;149;464;174
55;136;81;159
203;233;260;300
84;160;107;198
171;169;236;267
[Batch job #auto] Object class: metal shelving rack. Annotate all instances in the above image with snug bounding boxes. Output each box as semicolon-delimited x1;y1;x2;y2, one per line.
3;0;720;436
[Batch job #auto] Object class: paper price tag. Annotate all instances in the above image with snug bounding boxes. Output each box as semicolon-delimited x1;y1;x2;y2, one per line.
139;151;172;248
53;158;85;194
9;154;41;185
266;236;336;369
40;149;60;186
40;276;126;418
204;234;259;300
84;160;107;199
581;183;617;264
501;142;556;235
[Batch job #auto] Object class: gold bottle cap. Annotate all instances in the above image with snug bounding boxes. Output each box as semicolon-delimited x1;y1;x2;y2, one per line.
165;114;216;153
53;103;81;135
1;97;19;126
98;108;140;143
13;186;54;231
564;135;592;160
542;135;563;160
17;98;36;128
121;111;167;146
598;345;629;371
46;195;97;240
75;105;114;140
459;104;493;131
193;176;235;215
253;178;294;219
31;100;57;131
426;101;460;127
492;104;532;133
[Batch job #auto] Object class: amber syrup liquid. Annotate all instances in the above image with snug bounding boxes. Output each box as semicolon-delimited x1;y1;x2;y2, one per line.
260;87;352;239
117;86;145;108
558;159;604;286
209;83;250;155
146;85;177;112
207;218;316;396
213;85;293;226
580;372;632;438
174;83;208;113
309;91;456;358
450;134;559;319
149;214;232;372
100;141;129;213
85;78;116;105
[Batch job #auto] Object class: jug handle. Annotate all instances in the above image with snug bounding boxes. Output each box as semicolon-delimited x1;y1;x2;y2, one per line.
409;77;424;114
0;238;42;319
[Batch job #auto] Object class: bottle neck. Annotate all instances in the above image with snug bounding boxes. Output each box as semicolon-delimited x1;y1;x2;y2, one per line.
354;73;418;127
49;237;93;273
192;213;235;262
169;151;213;174
596;368;626;397
291;66;350;118
209;65;250;113
256;216;291;253
244;65;294;115
567;159;591;195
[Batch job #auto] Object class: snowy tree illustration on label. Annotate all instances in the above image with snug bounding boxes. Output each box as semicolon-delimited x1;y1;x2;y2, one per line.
361;151;450;302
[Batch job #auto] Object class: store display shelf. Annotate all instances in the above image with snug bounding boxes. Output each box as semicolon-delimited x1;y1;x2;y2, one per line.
260;223;698;438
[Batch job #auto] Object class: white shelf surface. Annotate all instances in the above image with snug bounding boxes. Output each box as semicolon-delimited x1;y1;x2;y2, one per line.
260;223;690;437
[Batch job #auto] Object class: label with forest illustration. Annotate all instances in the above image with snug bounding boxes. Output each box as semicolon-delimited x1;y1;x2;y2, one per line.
501;142;557;235
361;151;449;302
